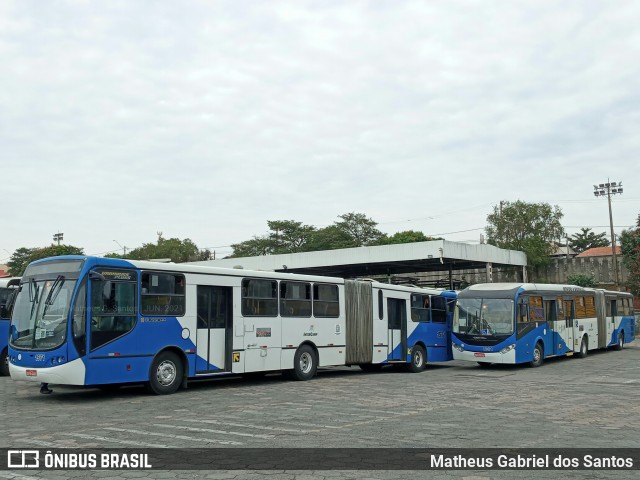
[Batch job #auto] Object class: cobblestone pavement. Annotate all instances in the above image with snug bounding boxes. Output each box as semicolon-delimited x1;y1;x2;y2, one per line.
1;345;639;479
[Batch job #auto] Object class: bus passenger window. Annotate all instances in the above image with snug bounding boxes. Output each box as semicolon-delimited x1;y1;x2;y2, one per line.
431;297;447;323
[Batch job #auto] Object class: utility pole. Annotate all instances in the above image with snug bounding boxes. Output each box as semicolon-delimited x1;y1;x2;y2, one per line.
593;179;623;289
113;240;127;256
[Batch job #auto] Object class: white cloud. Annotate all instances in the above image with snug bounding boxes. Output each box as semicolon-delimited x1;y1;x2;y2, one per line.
2;0;639;260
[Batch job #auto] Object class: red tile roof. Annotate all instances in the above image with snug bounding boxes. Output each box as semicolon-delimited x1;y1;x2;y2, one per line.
577;246;621;257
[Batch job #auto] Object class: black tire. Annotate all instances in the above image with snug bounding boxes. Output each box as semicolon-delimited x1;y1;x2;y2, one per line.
529;342;544;368
0;348;9;376
477;362;493;368
577;337;588;358
359;363;383;372
290;345;317;381
408;345;426;373
614;331;624;351
146;351;183;395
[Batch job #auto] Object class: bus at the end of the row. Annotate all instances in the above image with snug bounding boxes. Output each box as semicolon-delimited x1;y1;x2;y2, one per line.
451;282;636;368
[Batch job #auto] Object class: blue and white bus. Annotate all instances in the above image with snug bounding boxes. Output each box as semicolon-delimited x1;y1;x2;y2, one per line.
8;256;456;394
451;283;636;367
0;277;20;376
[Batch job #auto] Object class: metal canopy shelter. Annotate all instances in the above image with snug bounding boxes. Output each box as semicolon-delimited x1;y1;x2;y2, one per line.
190;240;528;286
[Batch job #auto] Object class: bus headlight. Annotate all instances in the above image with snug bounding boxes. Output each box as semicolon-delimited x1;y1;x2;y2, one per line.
452;343;464;352
500;344;515;354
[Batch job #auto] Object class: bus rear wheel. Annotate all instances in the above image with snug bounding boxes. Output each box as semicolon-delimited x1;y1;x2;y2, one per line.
408;345;426;373
578;337;588;358
289;345;317;381
529;343;543;368
615;332;624;351
147;351;183;395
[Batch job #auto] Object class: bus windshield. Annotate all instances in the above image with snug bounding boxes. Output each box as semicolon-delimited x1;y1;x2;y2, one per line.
454;298;514;336
10;277;77;350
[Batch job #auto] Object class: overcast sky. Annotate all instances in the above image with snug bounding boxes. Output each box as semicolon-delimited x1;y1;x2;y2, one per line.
2;0;639;262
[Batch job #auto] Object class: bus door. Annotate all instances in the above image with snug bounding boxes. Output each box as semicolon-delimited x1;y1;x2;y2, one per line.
563;298;575;352
196;286;233;373
544;300;558;356
387;297;407;361
607;298;617;342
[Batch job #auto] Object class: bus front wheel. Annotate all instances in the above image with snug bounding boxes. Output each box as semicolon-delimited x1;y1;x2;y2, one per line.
529;343;543;368
147;351;183;395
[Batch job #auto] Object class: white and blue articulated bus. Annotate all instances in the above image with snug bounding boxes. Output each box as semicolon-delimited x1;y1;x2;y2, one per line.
0;277;21;376
8;255;456;394
451;283;636;367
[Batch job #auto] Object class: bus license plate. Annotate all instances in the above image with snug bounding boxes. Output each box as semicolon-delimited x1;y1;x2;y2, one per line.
26;370;37;377
473;353;485;358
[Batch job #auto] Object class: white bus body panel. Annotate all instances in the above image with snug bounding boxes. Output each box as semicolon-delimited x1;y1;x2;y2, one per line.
9;358;86;385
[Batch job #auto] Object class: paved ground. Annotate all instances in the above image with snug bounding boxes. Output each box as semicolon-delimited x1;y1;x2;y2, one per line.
2;344;639;479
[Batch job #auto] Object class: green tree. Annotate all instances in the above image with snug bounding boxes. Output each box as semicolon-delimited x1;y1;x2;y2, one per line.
620;213;640;296
485;200;564;270
266;220;316;254
302;225;355;252
372;230;441;246
231;220;317;257
566;273;597;288
569;227;610;254
230;213;385;257
7;245;85;276
126;236;210;263
334;212;385;247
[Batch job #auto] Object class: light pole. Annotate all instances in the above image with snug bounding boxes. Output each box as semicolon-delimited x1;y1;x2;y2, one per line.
53;232;64;246
593;180;623;289
113;240;127;256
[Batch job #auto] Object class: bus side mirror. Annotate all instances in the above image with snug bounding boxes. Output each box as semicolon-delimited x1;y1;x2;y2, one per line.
90;271;106;281
519;304;527;318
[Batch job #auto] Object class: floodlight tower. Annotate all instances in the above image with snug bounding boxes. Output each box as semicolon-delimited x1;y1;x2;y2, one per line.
53;232;64;246
593;179;623;288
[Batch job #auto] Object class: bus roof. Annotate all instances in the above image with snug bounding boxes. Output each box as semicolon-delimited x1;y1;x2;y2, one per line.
27;256;456;296
460;282;633;299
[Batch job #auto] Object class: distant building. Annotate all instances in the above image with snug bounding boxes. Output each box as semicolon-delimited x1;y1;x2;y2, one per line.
550;245;577;258
577;246;621;257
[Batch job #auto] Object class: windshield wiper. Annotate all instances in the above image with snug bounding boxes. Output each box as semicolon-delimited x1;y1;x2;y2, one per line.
42;275;65;317
29;278;39;303
44;275;65;306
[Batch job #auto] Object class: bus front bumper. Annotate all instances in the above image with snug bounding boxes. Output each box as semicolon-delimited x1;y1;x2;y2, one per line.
9;358;86;385
452;347;516;364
